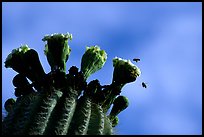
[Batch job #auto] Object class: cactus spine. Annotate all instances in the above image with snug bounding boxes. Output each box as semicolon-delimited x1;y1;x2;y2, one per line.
2;33;142;135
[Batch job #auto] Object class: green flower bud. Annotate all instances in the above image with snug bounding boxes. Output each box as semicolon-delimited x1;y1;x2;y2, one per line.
13;74;30;88
109;96;129;118
14;87;22;97
112;57;141;85
81;46;107;80
42;33;72;72
4;98;16;112
69;66;79;76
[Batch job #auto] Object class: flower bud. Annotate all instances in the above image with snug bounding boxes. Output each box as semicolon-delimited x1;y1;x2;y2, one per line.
13;74;30;88
109;96;129;118
4;98;16;112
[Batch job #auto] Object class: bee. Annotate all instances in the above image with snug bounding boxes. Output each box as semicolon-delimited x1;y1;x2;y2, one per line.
133;58;140;62
142;82;147;88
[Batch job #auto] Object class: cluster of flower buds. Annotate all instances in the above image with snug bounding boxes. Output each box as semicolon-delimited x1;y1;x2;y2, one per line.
13;74;35;97
5;45;45;92
4;33;142;129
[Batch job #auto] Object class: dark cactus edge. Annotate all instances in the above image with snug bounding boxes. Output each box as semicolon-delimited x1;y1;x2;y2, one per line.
2;33;142;135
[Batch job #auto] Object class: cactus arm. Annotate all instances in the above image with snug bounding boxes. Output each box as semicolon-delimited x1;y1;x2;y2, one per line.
102;92;115;113
103;115;113;135
11;93;38;135
4;46;45;90
23;90;63;135
67;95;92;135
23;49;46;90
87;103;105;135
2;96;25;135
44;66;87;135
44;88;78;135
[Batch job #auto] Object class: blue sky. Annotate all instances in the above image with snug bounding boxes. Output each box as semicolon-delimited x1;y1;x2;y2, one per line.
2;2;202;135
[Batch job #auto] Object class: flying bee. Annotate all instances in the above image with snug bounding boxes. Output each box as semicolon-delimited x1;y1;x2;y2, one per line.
133;58;140;62
142;82;147;88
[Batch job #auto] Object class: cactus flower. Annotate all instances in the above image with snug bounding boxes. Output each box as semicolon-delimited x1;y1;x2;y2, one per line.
42;33;72;72
81;46;107;80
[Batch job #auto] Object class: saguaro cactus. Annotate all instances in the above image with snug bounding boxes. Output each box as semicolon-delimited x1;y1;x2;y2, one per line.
2;33;141;135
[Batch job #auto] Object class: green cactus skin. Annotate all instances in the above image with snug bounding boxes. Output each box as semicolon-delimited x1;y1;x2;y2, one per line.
67;95;92;135
103;115;113;135
87;102;105;135
12;93;38;135
2;96;25;135
2;33;142;135
25;90;63;135
44;87;78;135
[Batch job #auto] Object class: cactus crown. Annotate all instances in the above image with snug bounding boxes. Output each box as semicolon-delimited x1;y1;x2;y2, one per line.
3;33;142;135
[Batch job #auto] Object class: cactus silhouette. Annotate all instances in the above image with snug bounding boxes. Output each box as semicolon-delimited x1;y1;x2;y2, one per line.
2;33;141;135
